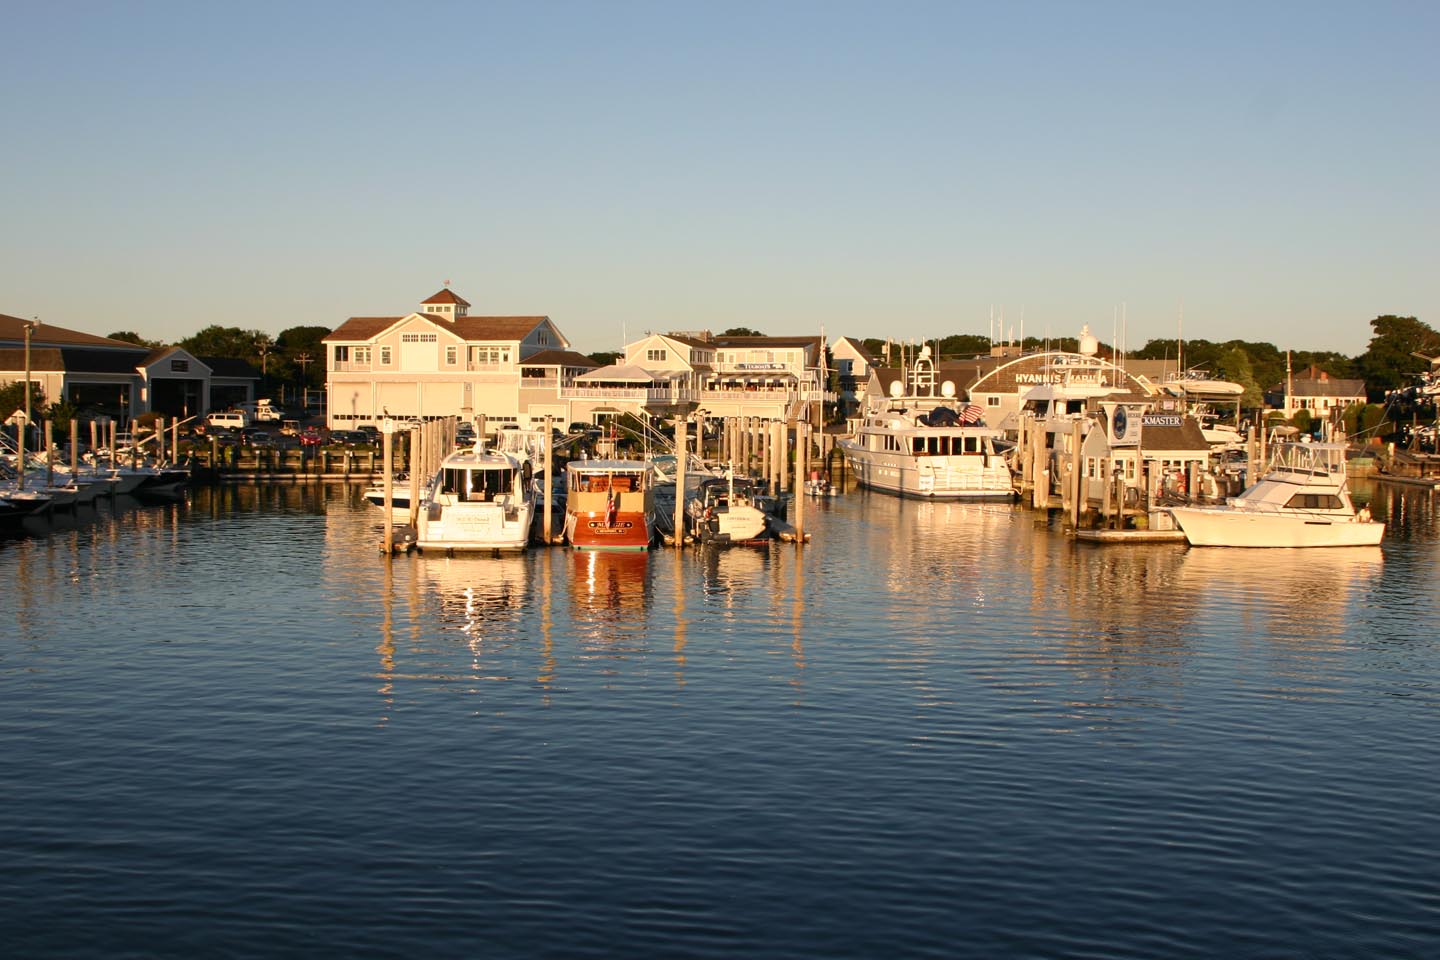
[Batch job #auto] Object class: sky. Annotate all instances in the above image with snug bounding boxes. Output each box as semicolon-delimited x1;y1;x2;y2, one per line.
3;1;1436;358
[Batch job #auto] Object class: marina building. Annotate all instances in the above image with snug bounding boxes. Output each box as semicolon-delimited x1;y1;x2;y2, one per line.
0;313;259;425
322;288;830;429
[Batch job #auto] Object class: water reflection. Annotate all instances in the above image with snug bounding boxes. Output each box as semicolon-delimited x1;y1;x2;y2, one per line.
570;549;652;651
420;553;530;636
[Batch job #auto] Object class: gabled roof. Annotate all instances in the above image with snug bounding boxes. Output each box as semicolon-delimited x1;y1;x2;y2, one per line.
833;336;877;362
323;313;553;344
323;316;406;342
658;333;715;350
422;289;471;307
520;348;598;369
0;313;149;350
448;316;551;343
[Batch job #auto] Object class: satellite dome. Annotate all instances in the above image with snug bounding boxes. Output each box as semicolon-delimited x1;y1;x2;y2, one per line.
1078;325;1098;356
889;380;904;398
940;380;956;398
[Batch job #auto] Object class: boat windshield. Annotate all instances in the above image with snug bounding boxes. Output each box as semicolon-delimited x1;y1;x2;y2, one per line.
442;466;515;501
570;470;646;493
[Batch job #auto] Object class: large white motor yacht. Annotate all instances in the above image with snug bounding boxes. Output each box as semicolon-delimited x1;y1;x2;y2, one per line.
1168;442;1383;547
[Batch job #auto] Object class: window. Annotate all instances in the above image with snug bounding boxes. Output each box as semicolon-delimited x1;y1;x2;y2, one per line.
647;349;667;362
170;359;189;372
987;396;1001;407
401;333;437;343
539;333;550;346
334;346;350;362
446;346;458;365
379;346;392;365
469;346;512;364
354;346;371;364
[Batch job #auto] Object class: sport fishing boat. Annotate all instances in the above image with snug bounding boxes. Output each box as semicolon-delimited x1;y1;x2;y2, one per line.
839;345;1013;499
415;443;536;552
564;459;655;551
1168;442;1384;547
686;472;772;544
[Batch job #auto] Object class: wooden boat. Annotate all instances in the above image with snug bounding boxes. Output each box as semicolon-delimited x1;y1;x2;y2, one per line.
564;460;654;551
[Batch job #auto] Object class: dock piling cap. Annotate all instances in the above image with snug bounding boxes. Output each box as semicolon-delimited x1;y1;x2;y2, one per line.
381;418;396;435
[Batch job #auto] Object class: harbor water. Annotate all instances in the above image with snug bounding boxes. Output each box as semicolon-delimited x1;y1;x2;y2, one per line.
3;484;1439;958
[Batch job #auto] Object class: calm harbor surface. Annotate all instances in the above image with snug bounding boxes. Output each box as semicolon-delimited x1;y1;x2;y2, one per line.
4;483;1439;958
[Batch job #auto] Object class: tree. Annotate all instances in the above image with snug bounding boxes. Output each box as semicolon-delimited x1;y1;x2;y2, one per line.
106;331;166;349
721;327;764;337
1216;346;1264;408
1354;315;1440;399
179;325;271;361
0;380;47;422
588;351;622;367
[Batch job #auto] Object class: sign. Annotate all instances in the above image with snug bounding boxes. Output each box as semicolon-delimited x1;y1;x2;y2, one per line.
735;363;786;371
1110;405;1138;446
1142;414;1183;427
381;418;396;435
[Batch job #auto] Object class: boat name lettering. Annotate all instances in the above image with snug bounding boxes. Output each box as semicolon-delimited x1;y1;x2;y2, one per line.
1142;415;1183;427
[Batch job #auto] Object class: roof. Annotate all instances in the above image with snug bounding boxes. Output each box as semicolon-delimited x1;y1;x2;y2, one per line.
1278;377;1367;398
0;313;149;350
713;335;824;351
833;337;878;362
0;345;148;374
323;313;551;344
575;363;656;382
1139;418;1211;452
520;348;598;368
421;288;471;307
660;333;716;350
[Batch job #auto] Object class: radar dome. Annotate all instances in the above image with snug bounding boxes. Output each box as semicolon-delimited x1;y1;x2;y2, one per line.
889;380;904;398
1078;325;1098;356
940;380;956;398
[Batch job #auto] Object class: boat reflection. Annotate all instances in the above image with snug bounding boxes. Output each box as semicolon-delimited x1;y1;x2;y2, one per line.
419;552;531;637
571;549;651;619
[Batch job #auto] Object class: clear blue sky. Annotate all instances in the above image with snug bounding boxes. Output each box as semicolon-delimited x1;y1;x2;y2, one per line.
3;1;1435;357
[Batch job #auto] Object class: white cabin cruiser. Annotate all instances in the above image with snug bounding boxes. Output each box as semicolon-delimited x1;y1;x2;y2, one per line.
1168;442;1383;547
416;443;535;552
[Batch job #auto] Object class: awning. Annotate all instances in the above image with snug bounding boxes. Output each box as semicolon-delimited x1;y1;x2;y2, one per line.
575;363;656;383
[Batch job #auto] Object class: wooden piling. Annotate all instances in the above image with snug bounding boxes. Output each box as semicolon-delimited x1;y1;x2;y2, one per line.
793;421;806;544
543;417;554;544
382;426;394;554
673;418;687;548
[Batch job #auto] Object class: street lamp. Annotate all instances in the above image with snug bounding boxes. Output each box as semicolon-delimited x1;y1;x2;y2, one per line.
23;316;39;453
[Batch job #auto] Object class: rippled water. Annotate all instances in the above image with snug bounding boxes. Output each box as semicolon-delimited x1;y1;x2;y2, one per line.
3;482;1439;958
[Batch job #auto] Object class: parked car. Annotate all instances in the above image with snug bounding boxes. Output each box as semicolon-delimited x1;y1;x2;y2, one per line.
331;430;371;447
299;427;325;447
242;429;276;449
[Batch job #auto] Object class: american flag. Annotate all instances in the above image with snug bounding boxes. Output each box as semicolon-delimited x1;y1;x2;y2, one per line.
958;403;985;424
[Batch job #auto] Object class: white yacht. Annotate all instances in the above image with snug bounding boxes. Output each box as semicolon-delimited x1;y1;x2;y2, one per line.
1168;442;1383;547
415;443;536;552
839;346;1013;499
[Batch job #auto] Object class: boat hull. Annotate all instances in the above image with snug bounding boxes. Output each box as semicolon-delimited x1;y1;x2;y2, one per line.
417;505;533;552
840;443;1014;500
565;510;652;551
1168;507;1385;547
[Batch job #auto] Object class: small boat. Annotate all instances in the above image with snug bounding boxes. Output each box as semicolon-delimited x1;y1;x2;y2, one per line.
564;459;655;551
363;472;427;521
416;444;536;552
1168;442;1384;547
804;476;840;497
687;472;772;544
